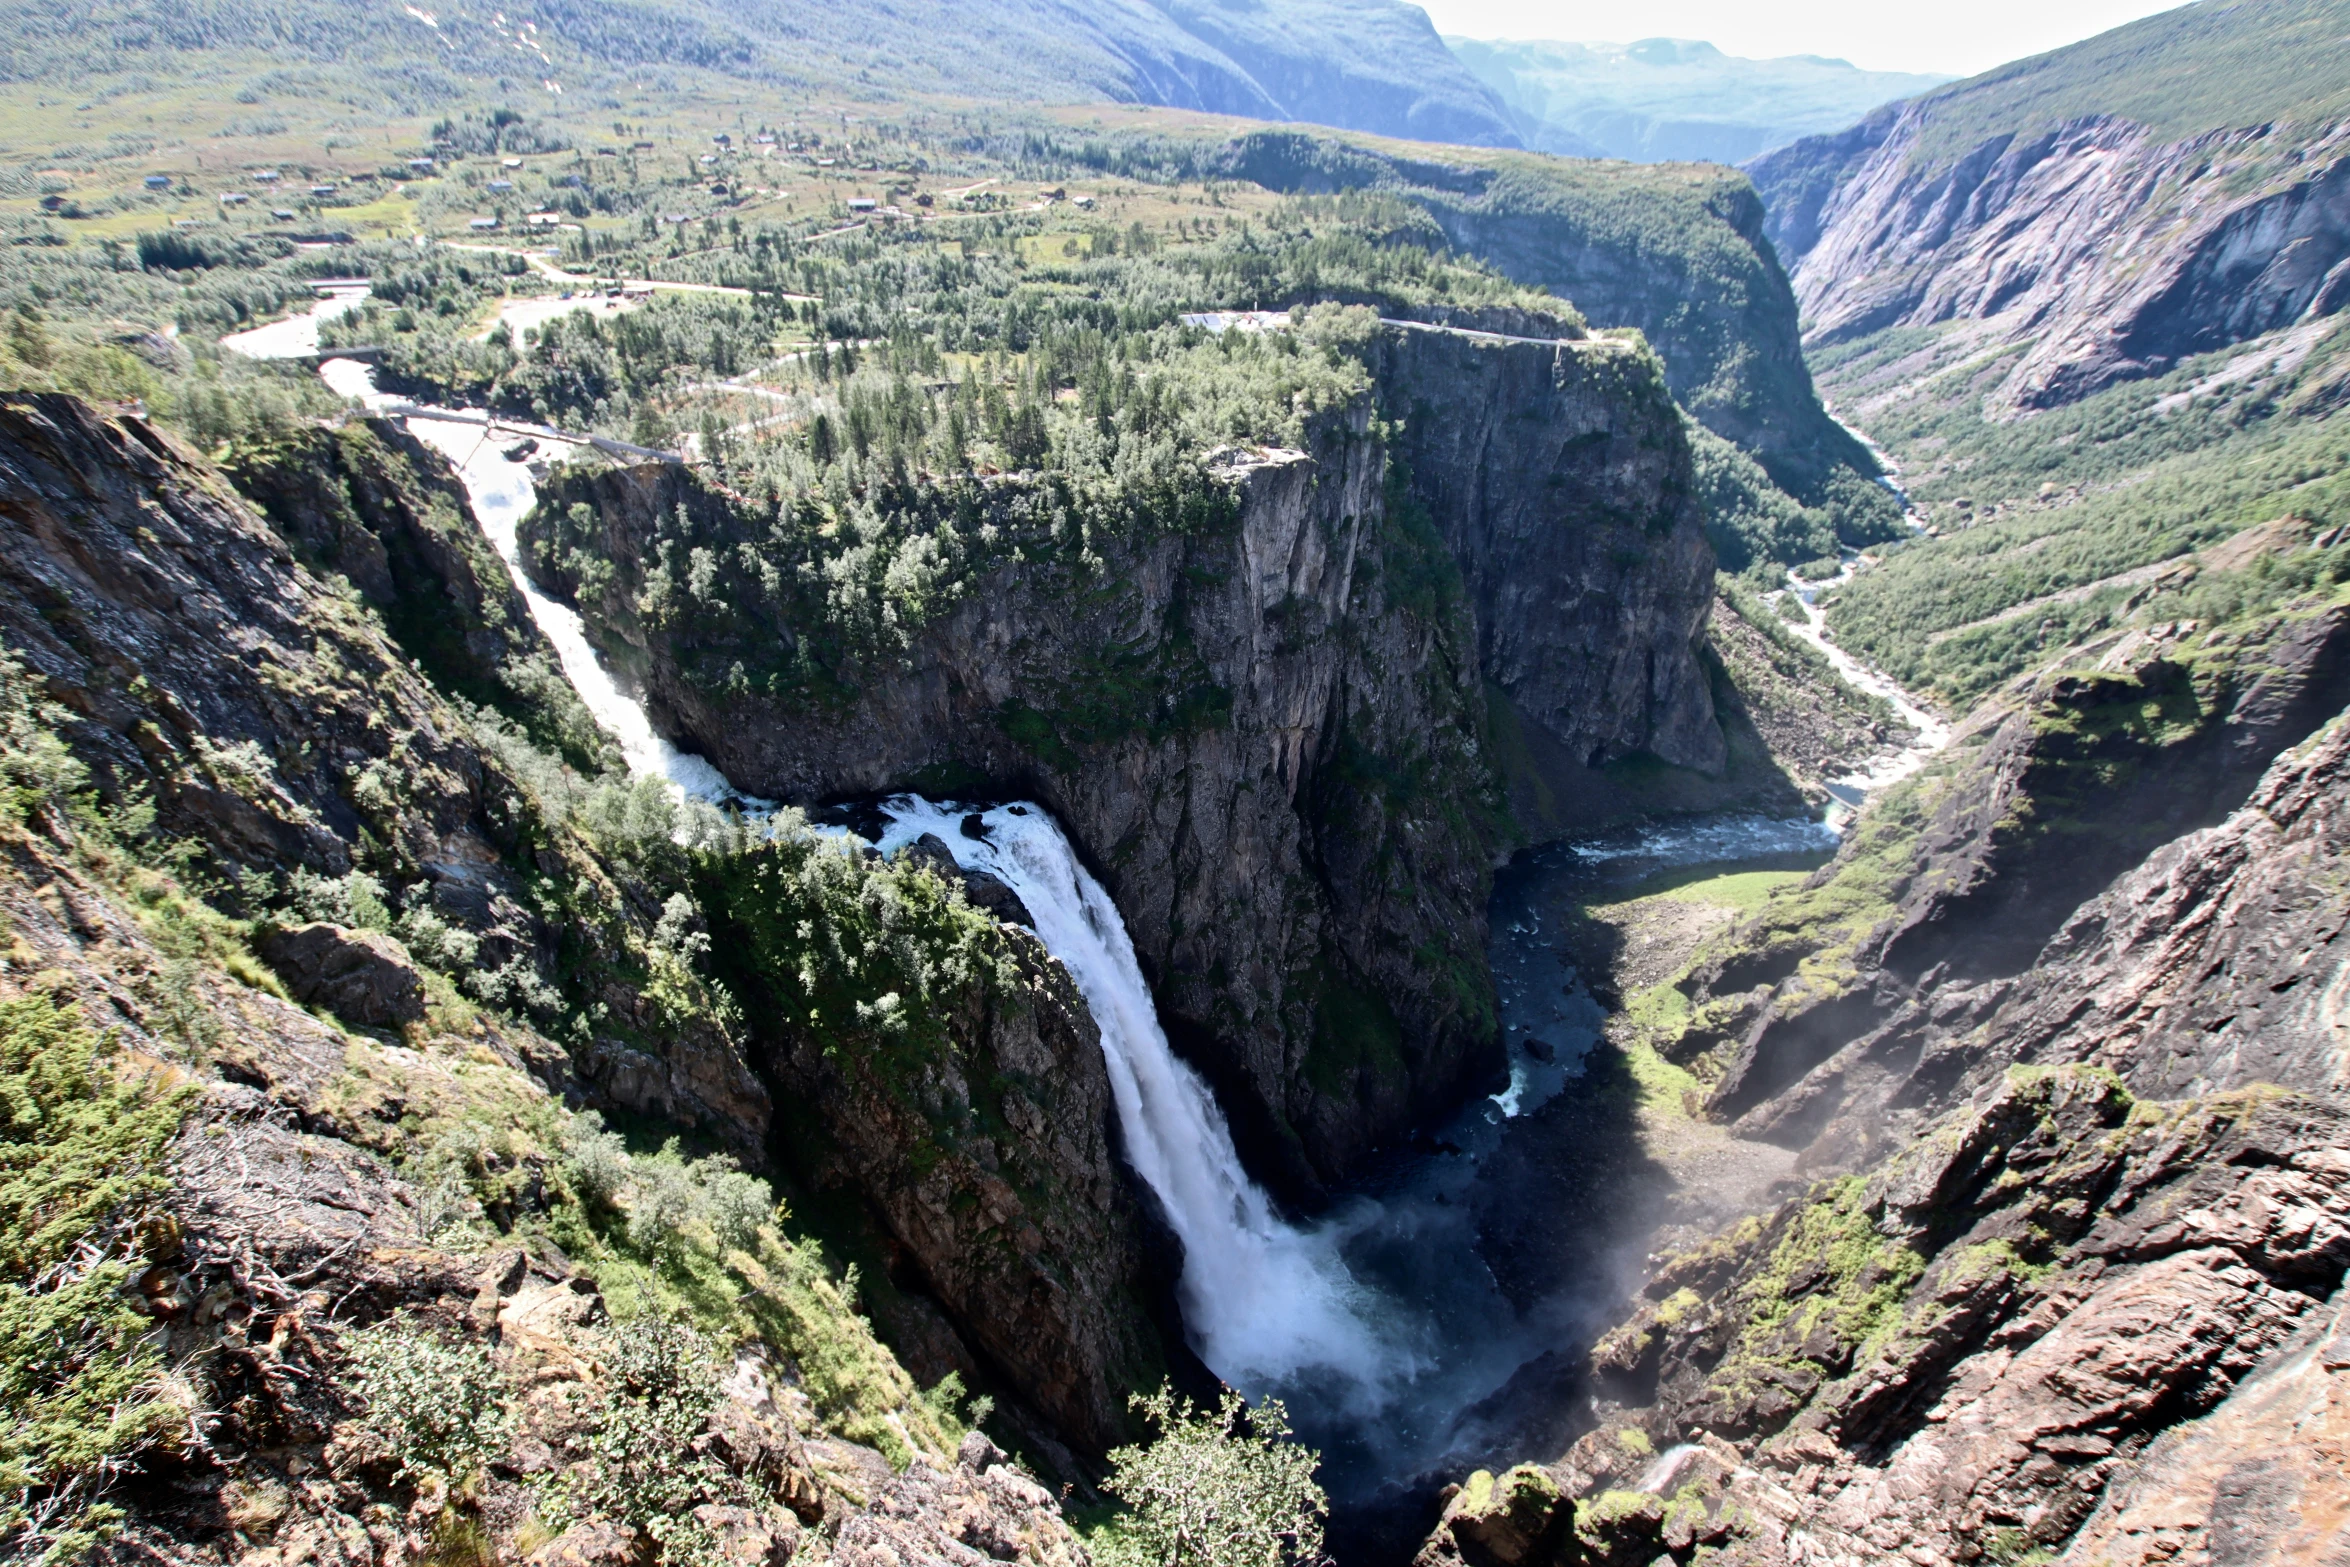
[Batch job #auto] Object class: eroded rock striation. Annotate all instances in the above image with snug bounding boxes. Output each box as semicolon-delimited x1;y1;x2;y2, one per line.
1678;608;2350;1170
1421;1068;2350;1567
1751;104;2350;409
1422;588;2350;1565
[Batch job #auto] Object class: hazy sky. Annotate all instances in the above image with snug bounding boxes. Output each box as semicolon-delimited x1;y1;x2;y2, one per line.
1417;0;2193;76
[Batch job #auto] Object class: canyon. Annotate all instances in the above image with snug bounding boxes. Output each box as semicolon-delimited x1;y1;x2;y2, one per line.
6;2;2350;1561
517;312;1765;1201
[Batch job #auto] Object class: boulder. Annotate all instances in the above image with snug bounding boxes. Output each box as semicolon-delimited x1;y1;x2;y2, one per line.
259;922;427;1027
525;1521;648;1567
690;1504;799;1567
896;834;1035;928
1435;1466;1567;1567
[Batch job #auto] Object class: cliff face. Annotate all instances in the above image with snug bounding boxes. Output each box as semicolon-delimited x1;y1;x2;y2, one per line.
1375;326;1723;778
1421;1069;2350;1567
1750;106;2350;408
0;393;1171;1462
699;846;1173;1452
1422;605;2350;1564
1678;606;2350;1171
528;322;1726;1194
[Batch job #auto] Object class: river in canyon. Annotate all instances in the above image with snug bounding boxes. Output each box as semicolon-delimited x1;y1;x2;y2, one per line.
239;302;1929;1557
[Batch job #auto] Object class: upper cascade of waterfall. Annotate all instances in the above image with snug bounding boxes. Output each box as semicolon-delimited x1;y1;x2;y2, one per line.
315;356;763;809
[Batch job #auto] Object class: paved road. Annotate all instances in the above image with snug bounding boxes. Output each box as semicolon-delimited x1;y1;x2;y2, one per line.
442;242;812;301
377;400;682;465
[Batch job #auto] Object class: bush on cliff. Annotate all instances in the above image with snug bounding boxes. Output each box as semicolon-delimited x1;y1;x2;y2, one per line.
0;995;191;1564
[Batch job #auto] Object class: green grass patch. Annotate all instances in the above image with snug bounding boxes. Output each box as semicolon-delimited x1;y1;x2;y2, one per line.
1620;1040;1702;1120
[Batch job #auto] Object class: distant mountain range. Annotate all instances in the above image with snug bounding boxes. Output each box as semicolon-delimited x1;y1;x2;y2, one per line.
0;0;1523;148
1446;36;1951;164
4;0;1962;165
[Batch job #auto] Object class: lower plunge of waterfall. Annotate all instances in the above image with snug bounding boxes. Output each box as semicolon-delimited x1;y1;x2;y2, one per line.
287;346;1843;1564
858;796;1839;1562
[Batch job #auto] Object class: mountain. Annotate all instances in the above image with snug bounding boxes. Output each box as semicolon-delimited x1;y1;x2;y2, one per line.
1748;0;2350;408
0;0;1522;147
11;0;2349;1561
1447;36;1948;165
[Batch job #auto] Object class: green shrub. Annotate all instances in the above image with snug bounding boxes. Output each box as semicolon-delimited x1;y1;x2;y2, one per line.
0;650;87;827
542;1317;749;1567
1098;1385;1327;1567
0;996;190;1564
342;1319;513;1484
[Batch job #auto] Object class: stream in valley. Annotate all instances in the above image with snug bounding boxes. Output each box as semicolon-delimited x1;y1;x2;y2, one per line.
238;304;1939;1554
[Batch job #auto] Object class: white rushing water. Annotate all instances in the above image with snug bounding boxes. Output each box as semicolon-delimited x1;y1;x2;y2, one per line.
219;283;370;359
1786;573;1952;809
315;357;758;806
257;309;1394;1404
871;797;1406;1405
242;295;1869;1451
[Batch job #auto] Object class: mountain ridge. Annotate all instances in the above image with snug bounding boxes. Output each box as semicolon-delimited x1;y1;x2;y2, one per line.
1448;35;1947;166
1748;0;2350;408
0;0;1524;147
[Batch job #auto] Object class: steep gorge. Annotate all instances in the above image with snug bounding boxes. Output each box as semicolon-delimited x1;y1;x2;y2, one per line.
1404;370;2350;1567
1396;11;2350;1547
524;317;1784;1198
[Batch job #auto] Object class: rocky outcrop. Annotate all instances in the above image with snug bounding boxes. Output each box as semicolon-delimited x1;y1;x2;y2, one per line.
833;1432;1088;1567
256;920;428;1028
0;394;1174;1459
2062;1287;2350;1567
1750;102;2350;408
527;322;1724;1193
1984;711;2350;1099
1674;606;2350;1170
0;391;764;1145
1418;1068;2350;1567
0;818;1079;1567
1423;591;2350;1564
705;842;1171;1453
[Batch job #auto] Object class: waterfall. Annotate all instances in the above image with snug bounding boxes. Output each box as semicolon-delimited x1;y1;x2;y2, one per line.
317;358;758;806
872;798;1404;1403
301;348;1397;1404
